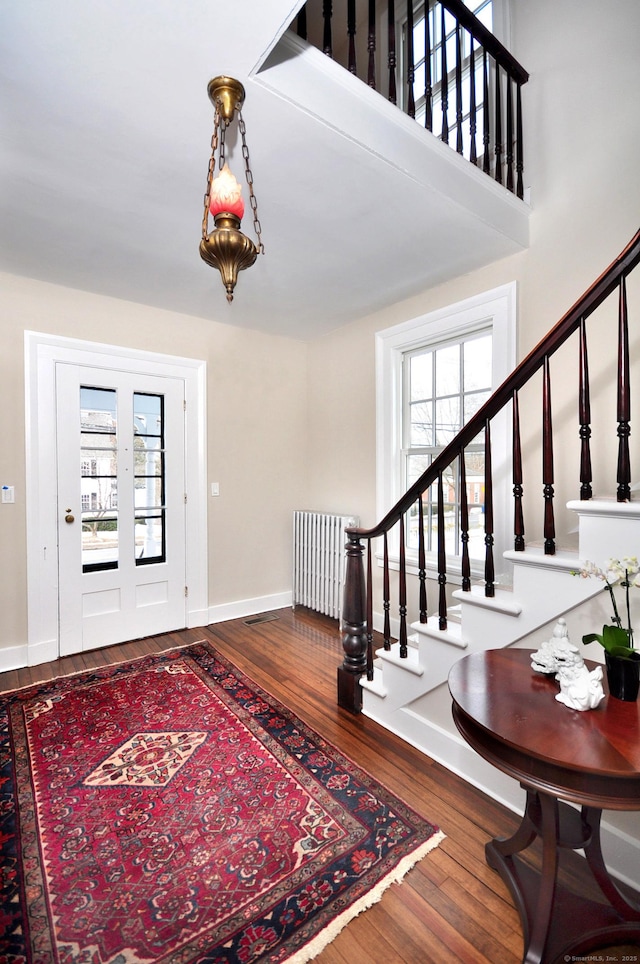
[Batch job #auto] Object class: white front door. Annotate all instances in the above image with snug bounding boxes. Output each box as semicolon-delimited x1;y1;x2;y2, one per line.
56;364;187;655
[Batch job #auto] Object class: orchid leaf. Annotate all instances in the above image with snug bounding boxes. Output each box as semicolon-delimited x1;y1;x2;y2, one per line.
582;624;635;658
582;632;603;646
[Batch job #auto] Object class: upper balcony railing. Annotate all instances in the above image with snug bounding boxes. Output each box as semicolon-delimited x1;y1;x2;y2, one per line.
296;0;529;198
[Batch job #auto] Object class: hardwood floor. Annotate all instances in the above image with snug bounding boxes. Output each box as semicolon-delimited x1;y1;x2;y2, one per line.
2;607;636;963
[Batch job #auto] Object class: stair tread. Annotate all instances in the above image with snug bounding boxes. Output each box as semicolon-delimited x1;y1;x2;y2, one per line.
376;645;425;675
410;617;468;649
503;546;579;570
451;584;522;616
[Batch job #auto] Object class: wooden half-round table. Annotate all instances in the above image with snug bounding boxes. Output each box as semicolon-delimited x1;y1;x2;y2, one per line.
448;648;640;964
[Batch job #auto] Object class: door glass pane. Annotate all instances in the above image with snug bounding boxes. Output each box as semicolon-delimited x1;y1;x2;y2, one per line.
134;393;166;566
80;387;118;571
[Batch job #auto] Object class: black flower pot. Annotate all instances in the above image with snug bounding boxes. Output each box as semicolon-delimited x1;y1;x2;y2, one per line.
605;651;640;701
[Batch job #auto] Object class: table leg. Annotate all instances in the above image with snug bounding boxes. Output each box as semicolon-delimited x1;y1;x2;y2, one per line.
582;806;640;919
487;789;560;964
525;791;560;964
487;792;640;963
491;787;538;858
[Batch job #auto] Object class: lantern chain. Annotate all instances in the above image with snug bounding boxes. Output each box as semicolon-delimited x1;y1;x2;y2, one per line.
202;108;221;241
238;109;264;254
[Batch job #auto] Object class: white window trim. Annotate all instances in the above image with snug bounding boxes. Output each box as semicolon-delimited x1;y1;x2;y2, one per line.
375;281;517;583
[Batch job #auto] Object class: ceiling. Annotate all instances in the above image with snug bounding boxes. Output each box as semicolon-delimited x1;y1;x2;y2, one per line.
0;0;529;340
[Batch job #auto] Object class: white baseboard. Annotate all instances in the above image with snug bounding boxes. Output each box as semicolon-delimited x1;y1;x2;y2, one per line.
0;642;29;674
0;594;294;674
187;606;210;629
207;592;292;625
363;703;640;891
0;638;60;674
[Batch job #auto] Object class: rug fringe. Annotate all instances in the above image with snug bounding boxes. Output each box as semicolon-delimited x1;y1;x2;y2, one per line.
283;829;446;964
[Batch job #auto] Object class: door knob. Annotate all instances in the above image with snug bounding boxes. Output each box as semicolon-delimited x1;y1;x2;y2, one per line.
65;510;75;524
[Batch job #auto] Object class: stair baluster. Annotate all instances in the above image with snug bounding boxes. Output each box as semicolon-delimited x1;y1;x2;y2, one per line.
506;73;514;192
578;317;593;500
388;0;397;104
296;6;307;39
484;420;495;596
424;2;433;132
383;531;391;649
494;62;502;185
482;48;490;174
455;21;463;153
348;0;357;74
367;0;376;89
323;0;333;57
398;515;407;659
437;472;447;629
460;454;471;591
440;3;449;144
418;495;428;622
617;276;631;502
542;355;556;555
469;36;477;165
516;82;524;199
513;390;525;550
366;540;374;679
407;0;415;118
399;514;408;657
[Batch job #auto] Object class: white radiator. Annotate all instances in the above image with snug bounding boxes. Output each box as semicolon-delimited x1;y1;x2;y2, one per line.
293;510;359;621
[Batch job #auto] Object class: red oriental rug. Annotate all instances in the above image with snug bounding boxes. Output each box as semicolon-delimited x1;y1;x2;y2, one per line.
1;642;443;963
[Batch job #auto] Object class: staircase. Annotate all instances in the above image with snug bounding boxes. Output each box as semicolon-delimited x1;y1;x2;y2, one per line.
360;499;639;737
335;230;640;889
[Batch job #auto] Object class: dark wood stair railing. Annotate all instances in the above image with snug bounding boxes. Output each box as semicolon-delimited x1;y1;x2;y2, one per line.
296;0;529;198
337;229;640;713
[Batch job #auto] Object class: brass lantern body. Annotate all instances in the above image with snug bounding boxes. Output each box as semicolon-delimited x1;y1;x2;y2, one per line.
200;213;258;303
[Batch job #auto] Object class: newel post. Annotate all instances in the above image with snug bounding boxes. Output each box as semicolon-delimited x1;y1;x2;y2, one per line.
337;533;367;714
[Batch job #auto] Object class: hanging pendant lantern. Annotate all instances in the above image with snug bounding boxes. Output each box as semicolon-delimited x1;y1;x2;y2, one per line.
199;76;264;303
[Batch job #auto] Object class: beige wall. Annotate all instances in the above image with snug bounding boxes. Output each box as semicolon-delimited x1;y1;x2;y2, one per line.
0;273;308;653
305;0;640;545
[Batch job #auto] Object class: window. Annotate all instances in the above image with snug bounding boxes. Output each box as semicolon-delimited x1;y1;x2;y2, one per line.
404;329;492;558
376;282;516;582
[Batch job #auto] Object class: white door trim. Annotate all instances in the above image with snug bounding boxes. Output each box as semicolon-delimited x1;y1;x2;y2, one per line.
24;331;208;667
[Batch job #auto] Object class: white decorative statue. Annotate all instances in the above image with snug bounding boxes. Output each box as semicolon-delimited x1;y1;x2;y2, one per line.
530;618;576;674
531;618;606;711
555;661;606;711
